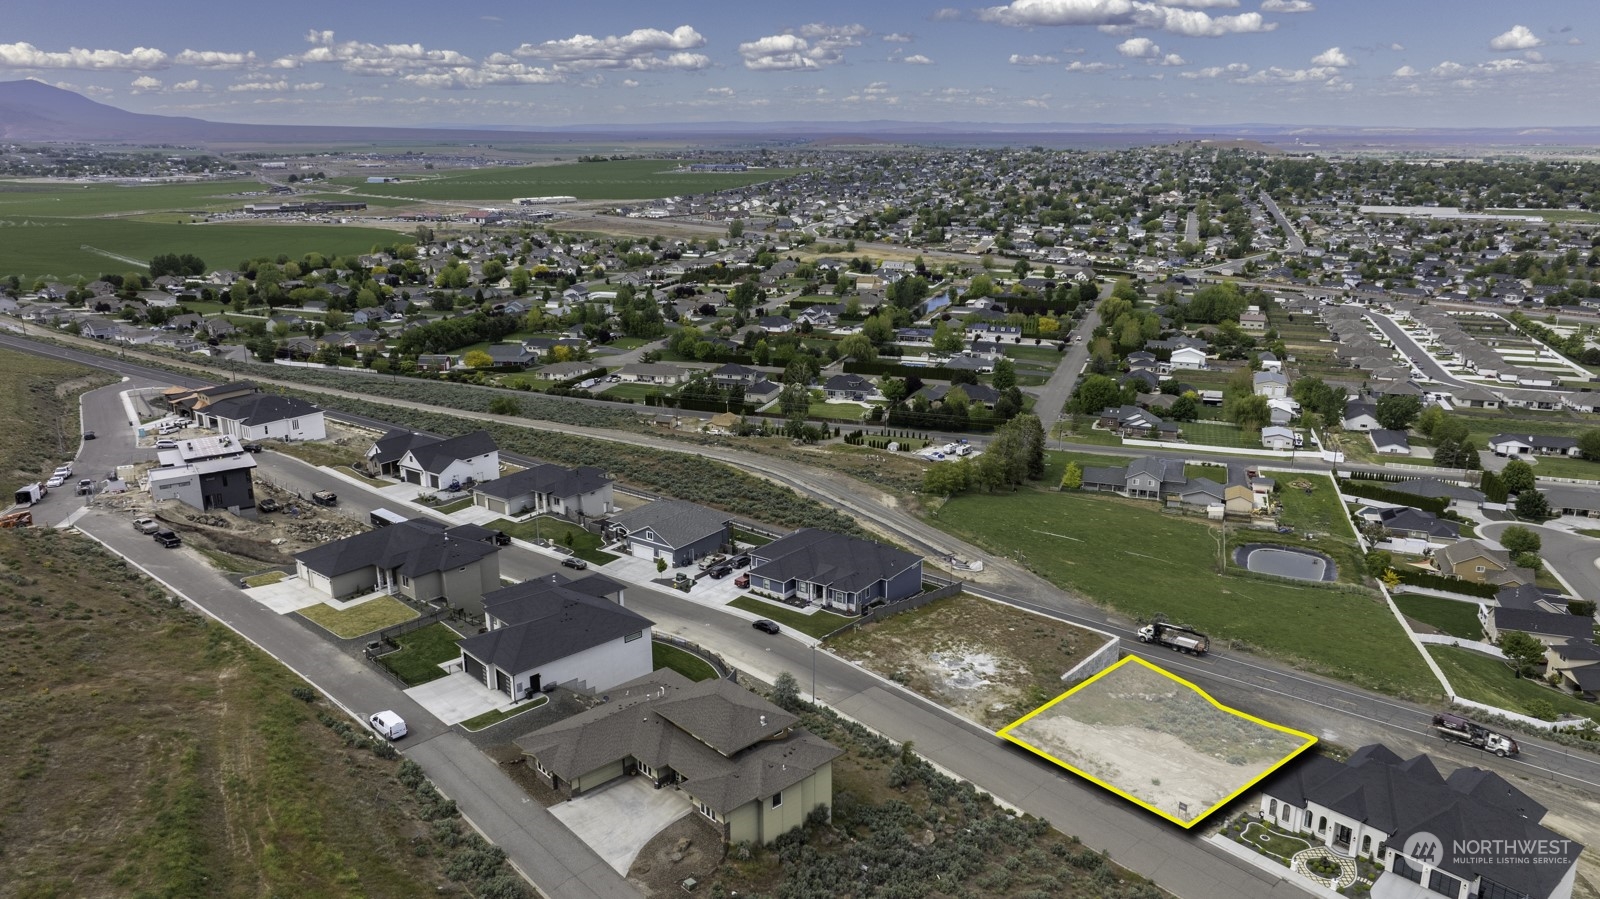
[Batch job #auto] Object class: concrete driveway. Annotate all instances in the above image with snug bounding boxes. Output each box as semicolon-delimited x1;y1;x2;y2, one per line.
548;776;691;874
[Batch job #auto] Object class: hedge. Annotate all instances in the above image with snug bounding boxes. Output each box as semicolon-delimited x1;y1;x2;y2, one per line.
844;359;960;380
1394;569;1498;599
1340;479;1450;516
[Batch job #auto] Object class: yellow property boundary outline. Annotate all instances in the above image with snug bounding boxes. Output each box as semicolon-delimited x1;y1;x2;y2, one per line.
997;655;1317;829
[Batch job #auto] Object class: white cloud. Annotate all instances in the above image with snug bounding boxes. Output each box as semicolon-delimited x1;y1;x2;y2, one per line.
1139;6;1274;36
129;75;163;93
291;30;474;76
1385;42;1405;51
932;8;962;20
980;1;1273;35
0;42;168;71
739;23;866;70
622;78;640;87
295;82;324;91
1179;61;1249;77
170;79;207;92
1310;46;1350;67
1259;0;1314;11
1489;25;1542;51
1159;52;1186;65
174;49;255;69
1430;61;1465;76
980;0;1137;27
901;54;934;64
1064;60;1119;72
1392;65;1418;78
1238;64;1339;83
512;25;709;70
227;79;290;92
1117;36;1162;58
1009;53;1059;65
705;86;735;97
403;62;562;89
882;32;914;42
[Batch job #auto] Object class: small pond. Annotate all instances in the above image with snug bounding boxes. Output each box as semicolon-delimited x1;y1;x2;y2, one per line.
1235;544;1338;582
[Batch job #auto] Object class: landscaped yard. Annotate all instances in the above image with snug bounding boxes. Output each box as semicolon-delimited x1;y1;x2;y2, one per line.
601;382;670;402
1394;594;1483;640
930;489;1443;701
486;516;619;564
731;527;773;548
458;695;548;732
729;595;856;638
430;497;474;515
377;623;464;686
1428;645;1600;721
1179;420;1263;450
1236;820;1314;863
807;398;872;421
299;596;420;639
243;570;286;588
652;642;719;682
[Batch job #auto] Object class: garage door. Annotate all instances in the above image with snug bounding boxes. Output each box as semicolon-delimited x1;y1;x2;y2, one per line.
464;654;487;686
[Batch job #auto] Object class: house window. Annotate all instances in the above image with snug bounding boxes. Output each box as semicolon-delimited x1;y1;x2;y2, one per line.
291;419;299;429
1427;869;1460;897
533;757;550;777
770;791;783;809
625;631;643;643
1303;810;1313;829
401;575;410;586
698;802;719;822
1475;566;1485;573
1268;799;1277;817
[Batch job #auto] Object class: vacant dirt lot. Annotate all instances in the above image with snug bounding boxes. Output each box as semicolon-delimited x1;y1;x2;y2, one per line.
827;594;1113;728
1004;660;1312;824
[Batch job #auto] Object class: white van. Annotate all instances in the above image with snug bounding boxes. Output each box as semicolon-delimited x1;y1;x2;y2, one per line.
369;710;408;740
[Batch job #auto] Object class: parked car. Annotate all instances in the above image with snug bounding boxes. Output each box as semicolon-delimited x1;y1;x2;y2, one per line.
45;475;67;489
709;564;733;579
256;498;280;513
153;530;182;548
132;516;160;534
734;573;749;588
561;556;589;570
154;439;178;450
76;478;93;496
311;490;338;506
752;619;780;635
368;710;407;740
82;430;96;440
241;443;264;453
732;555;750;569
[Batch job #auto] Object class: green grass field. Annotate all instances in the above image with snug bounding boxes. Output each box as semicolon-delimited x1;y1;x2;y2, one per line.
931;490;1442;700
0;178;259;217
487;515;618;564
1428;646;1599;720
1394;594;1482;640
653;642;719;682
0;217;401;279
376;623;463;686
1273;474;1353;537
298;596;420;639
0;348;116;495
1180;420;1263;449
730;595;856;638
332;159;800;201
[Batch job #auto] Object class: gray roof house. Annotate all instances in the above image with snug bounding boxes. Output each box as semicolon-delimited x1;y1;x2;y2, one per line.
1480;605;1596;647
1258;744;1580;899
516;669;842;847
606;499;732;567
367;428;437;476
1369;429;1411;455
293;519;502;617
746;528;923;614
457;574;652;699
471;463;613;520
397;430;500;490
197;393;326;442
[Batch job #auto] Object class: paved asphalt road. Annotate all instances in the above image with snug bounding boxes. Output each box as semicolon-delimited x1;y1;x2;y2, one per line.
1258;192;1305;255
1186;209;1200;245
15;332;1600;897
1480;520;1600;602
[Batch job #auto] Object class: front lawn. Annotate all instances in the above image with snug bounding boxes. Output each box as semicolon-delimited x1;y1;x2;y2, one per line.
458;695;548;731
1393;594;1482;640
729;595;856;639
486;516;619;564
653;642;719;681
430;497;475;514
376;623;463;686
1428;645;1599;721
807;399;871;421
298;595;419;639
601;383;670;402
1179;420;1263;450
1273;473;1353;537
930;489;1443;701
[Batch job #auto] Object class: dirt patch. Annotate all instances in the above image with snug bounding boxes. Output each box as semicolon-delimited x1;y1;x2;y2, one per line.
626;814;725;898
94;486;365;565
1533;791;1600;899
484;743;566;808
827;593;1111;728
1003;659;1312;825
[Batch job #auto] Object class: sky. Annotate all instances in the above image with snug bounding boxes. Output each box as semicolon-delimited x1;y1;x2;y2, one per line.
3;0;1597;129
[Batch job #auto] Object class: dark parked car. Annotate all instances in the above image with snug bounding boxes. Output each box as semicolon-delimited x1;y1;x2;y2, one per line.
153;529;182;548
491;530;511;546
311;490;338;506
256;498;280;513
709;564;733;579
561;556;589;570
752;619;780;635
82;430;96;440
734;573;749;588
241;443;264;453
732;555;750;569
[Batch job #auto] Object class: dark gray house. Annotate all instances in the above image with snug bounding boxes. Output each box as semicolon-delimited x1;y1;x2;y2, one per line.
147;434;259;515
472;463;614;520
606;500;732;567
293;519;502;617
458;574;651;699
745;528;923;613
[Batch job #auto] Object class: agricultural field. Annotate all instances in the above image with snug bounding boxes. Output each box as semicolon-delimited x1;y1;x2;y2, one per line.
929;489;1443;701
999;658;1315;827
334;159;801;201
0;178;259;217
0;217;400;279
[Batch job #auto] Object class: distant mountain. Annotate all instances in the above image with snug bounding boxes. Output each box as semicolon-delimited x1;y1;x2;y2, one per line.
3;80;1598;148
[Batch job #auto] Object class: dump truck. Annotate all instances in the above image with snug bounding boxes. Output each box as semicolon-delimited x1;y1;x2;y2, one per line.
1137;620;1210;655
1432;713;1519;757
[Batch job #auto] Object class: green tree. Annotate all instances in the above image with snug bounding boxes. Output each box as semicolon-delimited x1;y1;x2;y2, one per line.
1364;550;1393;580
727;219;744;239
1168;394;1199;422
965;273;994;299
931;321;965;354
463;349;495;369
837;333;877;362
1374;394;1421;431
1514;489;1553;522
488;396;520;416
780;382;811;419
772;671;801;711
1060;460;1083;490
991;357;1016;392
924;461;972;498
1071;374;1121;415
1227;394;1271;432
1498;630;1546;678
655;557;668;575
1499;525;1542;556
1501;459;1536;495
1480;470;1508;504
1579;429;1600;461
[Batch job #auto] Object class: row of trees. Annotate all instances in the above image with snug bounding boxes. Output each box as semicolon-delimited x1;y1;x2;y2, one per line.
921;415;1047;497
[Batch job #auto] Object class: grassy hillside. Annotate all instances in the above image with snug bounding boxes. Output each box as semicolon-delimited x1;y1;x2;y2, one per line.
0;347;115;496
